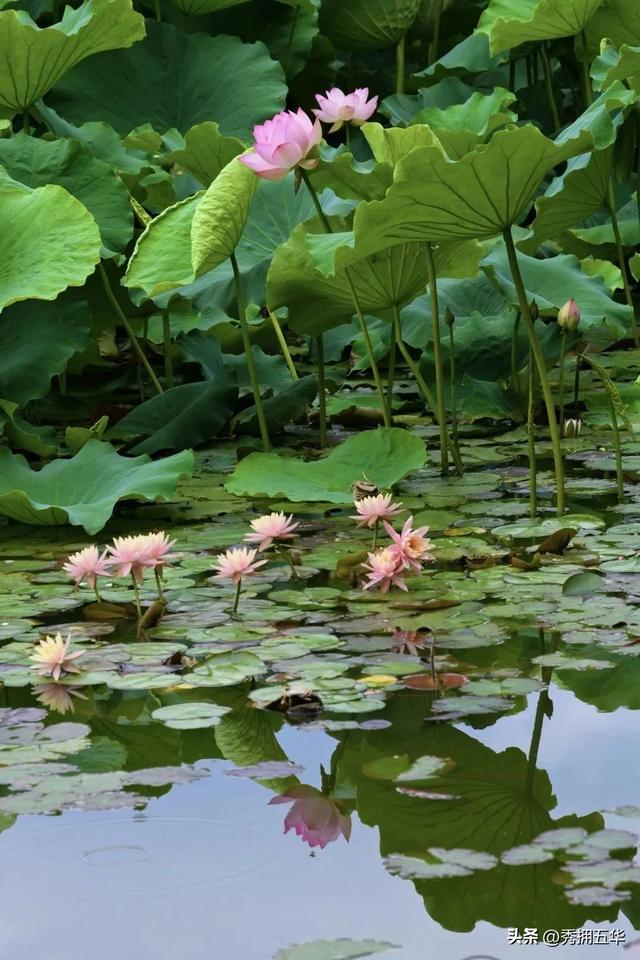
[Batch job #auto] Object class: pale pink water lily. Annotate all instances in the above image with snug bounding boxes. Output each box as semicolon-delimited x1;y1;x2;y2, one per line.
244;512;299;551
384;516;435;571
34;682;87;715
350;492;403;528
137;531;179;572
362;547;408;593
314;87;378;132
30;634;85;682
270;785;351;849
106;534;154;582
213;547;268;585
240;109;322;181
62;545;110;590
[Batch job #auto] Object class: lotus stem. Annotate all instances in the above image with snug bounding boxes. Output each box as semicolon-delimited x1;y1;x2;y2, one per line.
277;545;299;579
162;310;173;388
447;311;462;474
540;43;560;131
300;169;391;426
22;110;30;135
283;4;300;80
232;579;242;616
511;310;521;399
99;263;163;396
268;310;298;381
573;351;581;414
557;328;568;427
386;319;397;424
607;393;625;503
372;519;379;552
396;35;406;95
130;574;142;621
527;342;538;517
93;583;102;603
503;228;566;515
230;252;271;451
392;305;436;411
154;568;165;603
580;30;592;107
426;243;449;475
428;0;443;66
316;334;328;448
605;182;639;345
154;0;161;21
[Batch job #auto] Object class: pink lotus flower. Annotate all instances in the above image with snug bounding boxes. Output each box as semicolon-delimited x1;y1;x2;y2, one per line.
362;547;408;593
34;682;87;715
30;633;85;682
213;547;268;586
106;534;154;582
136;531;179;573
384;516;435;571
351;492;403;528
244;512;299;551
557;297;580;331
63;545;111;589
314;87;378;132
270;785;351;849
240;109;322;181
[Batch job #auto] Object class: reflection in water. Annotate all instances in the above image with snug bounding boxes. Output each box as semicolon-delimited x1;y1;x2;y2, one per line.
33;683;87;715
270;784;352;850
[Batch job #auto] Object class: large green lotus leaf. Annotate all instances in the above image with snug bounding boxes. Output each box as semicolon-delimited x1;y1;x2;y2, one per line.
413;32;506;86
0;440;194;533
351;125;575;247
108;376;238;454
166;122;245;187
170;0;250;13
318;0;422;51
380;78;475;127
523;149;612;253
592;43;640;95
0;0;145;117
48;22;286;141
482;242;630;344
477;0;605;54
361;124;441;165
191;159;257;277
267;223;481;336
0;133;132;258
313;147;393;202
225;427;426;502
410;87;518;159
0;178;101;310
0;299;91;406
553;81;636;152
585;0;640;52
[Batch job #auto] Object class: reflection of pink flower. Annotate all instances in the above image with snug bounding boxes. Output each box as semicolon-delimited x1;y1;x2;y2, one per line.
362;547;408;593
34;683;87;715
240;109;322;181
270;785;351;849
30;634;85;682
392;628;430;656
384;517;435;571
213;547;268;585
314;87;378;132
244;512;299;552
107;535;153;582
350;493;403;528
63;545;110;588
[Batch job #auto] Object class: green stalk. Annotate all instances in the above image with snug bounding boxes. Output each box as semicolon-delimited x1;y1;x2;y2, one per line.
22;110;30;135
504;228;566;515
300;169;391;426
230;252;271;451
154;0;161;21
573;352;581;415
386;320;397;424
283;4;300;80
316;334;328;448
372;519;379;551
232;579;242;616
428;0;443;66
607;394;625;503
268;310;298;382
606;182;639;345
396;35;406;95
426;243;449;475
580;30;592;107
99;263;163;396
154;568;165;604
557;328;567;426
392;305;436;411
540;42;560;131
130;574;142;621
162;310;174;388
446;312;462;474
511;310;522;399
527;343;538;517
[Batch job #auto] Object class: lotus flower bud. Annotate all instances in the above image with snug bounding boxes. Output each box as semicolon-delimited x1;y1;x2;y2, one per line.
530;300;539;322
563;417;582;438
557;298;580;331
444;307;455;327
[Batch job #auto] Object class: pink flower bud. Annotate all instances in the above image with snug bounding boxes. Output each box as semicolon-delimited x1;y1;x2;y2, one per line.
557;298;580;331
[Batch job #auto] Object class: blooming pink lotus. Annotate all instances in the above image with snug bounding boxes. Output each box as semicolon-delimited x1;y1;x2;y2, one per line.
244;512;299;552
270;785;351;849
351;493;403;528
30;634;85;682
314;87;378;132
384;517;435;571
362;547;408;593
63;545;111;589
137;531;178;573
240;109;322;181
213;547;268;586
107;534;154;582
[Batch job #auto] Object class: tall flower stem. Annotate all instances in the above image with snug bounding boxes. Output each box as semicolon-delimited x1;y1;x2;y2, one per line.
557;329;567;426
580;30;592;108
316;334;328;448
428;0;443;65
446;312;462;474
527;343;538;517
162;310;174;387
93;583;102;603
392;306;436;411
504;228;566;515
426;243;449;475
300;169;391;426
540;42;560;131
232;579;242;616
511;310;522;399
130;574;142;621
99;263;163;396
396;35;406;95
154;568;165;603
372;519;379;551
386;321;397;424
230;252;271;451
154;0;161;21
277;545;299;579
605;183;639;345
268;309;299;381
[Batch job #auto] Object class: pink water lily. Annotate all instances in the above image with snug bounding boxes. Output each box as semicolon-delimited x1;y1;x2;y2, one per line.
63;545;111;589
136;531;179;572
362;547;408;594
270;785;351;849
213;547;268;585
384;516;435;571
30;634;85;682
314;87;378;132
244;512;299;552
240;109;322;181
350;493;403;528
106;534;154;582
